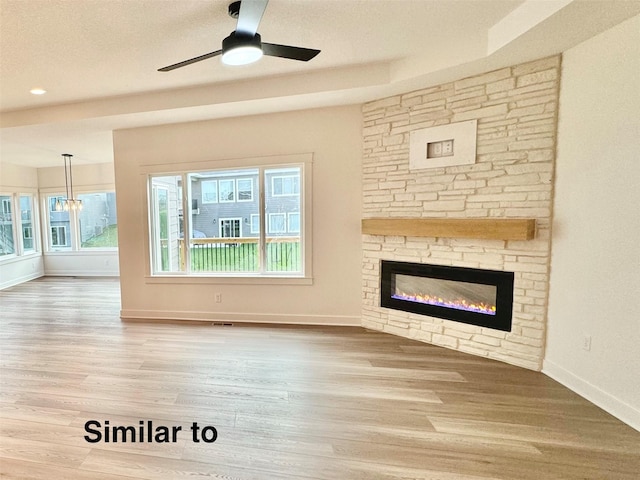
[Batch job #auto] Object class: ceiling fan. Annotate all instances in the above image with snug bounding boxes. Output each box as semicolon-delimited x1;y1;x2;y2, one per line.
158;0;320;71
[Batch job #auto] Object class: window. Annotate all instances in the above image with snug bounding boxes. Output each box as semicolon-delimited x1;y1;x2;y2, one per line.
51;226;68;247
20;195;35;252
48;193;71;249
237;178;253;201
1;198;11;215
49;196;65;212
149;164;304;276
46;192;117;251
288;212;300;233
201;180;218;204
268;213;286;234
250;214;260;234
78;192;118;248
219;179;235;203
0;193;39;258
0;195;15;256
149;178;181;273
272;175;300;196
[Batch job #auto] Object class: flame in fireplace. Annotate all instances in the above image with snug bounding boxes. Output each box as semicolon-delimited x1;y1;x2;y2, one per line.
392;291;497;315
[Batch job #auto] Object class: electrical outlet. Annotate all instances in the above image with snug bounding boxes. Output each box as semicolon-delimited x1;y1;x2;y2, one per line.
582;335;592;351
215;293;222;303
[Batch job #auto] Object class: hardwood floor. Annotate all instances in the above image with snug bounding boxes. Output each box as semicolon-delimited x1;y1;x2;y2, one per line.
1;277;638;479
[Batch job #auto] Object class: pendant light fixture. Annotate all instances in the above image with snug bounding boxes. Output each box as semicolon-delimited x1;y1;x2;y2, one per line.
55;154;82;211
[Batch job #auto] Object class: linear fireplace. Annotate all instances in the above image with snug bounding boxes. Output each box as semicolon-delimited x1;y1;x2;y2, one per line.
381;260;514;331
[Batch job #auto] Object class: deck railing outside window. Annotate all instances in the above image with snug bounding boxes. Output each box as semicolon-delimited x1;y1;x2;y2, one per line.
163;236;301;273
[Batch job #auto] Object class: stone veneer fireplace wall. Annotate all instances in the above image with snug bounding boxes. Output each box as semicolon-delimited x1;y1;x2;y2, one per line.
362;55;560;370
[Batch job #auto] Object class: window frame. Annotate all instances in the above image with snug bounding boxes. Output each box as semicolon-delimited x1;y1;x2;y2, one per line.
1;198;11;215
250;214;260;234
42;190;118;253
0;192;42;261
50;225;68;247
0;194;16;258
268;212;287;234
287;212;300;234
201;180;218;204
144;154;312;283
218;179;235;203
272;175;300;197
45;193;74;251
236;178;253;202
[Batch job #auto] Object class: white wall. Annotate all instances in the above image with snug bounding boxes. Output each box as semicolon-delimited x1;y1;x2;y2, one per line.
113;106;362;325
0;162;44;289
545;15;640;430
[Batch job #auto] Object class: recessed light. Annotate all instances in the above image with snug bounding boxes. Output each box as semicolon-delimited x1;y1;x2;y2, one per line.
30;88;47;95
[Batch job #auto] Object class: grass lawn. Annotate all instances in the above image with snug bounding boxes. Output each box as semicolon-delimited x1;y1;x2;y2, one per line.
82;224;118;248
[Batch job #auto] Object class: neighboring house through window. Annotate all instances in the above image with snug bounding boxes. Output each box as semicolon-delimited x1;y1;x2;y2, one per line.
250;214;260;234
288;212;300;233
219;218;241;238
219;179;235;203
268;213;286;234
1;198;11;215
51;226;68;247
272;175;300;196
201;180;217;204
237;178;253;201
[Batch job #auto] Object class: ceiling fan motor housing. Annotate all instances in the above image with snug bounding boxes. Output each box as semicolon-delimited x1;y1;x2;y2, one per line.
223;31;262;53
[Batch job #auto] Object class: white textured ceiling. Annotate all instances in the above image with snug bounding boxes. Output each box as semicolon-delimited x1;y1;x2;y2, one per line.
1;0;639;168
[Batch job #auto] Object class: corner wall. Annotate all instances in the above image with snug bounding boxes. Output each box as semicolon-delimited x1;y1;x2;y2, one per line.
544;15;640;430
0;162;44;288
362;56;561;370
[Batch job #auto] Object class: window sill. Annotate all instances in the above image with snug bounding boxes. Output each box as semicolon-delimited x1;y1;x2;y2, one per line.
0;252;41;265
145;274;313;286
45;249;119;255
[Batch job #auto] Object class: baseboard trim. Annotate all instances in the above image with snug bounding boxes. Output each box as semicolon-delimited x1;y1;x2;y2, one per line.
120;309;361;327
0;271;44;290
543;359;640;432
44;270;119;277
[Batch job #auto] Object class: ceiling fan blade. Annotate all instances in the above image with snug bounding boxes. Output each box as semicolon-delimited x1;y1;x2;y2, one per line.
158;49;222;72
262;43;321;62
236;0;268;36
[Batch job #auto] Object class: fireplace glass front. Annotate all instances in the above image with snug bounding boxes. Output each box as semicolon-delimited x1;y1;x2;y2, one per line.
381;261;514;331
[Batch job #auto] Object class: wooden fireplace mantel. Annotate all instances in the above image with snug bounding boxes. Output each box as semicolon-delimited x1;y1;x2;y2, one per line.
361;217;536;241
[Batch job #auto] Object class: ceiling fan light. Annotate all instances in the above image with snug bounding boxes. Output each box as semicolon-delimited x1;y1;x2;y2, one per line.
222;45;263;65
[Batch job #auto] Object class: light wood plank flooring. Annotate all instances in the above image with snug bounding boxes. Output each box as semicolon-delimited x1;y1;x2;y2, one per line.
1;277;638;479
